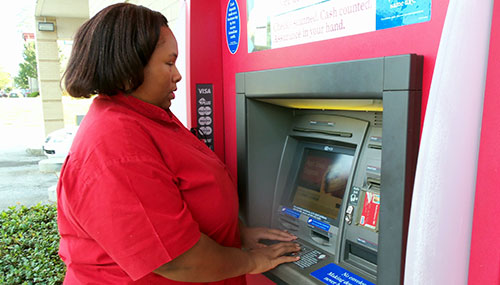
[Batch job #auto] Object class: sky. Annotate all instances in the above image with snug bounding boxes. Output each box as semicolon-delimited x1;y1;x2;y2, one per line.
0;0;36;76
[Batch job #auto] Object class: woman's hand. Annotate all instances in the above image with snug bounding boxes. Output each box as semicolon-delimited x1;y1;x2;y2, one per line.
240;225;297;250
154;233;300;282
247;242;301;274
238;221;300;274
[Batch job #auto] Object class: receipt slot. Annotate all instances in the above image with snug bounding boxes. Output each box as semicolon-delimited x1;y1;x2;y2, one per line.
237;54;422;284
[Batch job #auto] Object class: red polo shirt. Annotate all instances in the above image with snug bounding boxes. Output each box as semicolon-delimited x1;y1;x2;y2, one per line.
57;94;245;284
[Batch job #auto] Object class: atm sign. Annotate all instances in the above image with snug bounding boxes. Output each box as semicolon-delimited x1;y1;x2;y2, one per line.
311;263;375;285
307;217;330;232
282;207;301;219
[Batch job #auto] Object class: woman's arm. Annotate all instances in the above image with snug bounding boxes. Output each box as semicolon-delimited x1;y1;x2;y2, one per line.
153;233;300;282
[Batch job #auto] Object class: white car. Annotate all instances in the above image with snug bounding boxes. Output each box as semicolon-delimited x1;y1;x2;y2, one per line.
42;126;79;158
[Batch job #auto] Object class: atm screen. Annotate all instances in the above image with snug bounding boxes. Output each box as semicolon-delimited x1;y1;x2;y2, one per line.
290;147;354;224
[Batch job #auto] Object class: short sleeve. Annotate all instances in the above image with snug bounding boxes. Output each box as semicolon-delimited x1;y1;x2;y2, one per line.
65;156;201;281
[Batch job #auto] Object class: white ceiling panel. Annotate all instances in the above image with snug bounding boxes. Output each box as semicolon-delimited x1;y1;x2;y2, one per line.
35;0;89;18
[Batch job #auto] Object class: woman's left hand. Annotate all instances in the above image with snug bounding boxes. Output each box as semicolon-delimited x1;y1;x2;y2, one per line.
240;226;297;250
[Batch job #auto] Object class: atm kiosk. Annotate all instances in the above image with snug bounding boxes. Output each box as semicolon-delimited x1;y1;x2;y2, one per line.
236;54;422;284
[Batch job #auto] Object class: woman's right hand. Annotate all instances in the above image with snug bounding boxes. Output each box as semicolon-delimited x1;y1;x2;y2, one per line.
247;241;301;274
154;234;301;282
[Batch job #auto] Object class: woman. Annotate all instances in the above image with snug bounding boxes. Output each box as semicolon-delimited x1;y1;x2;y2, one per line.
57;3;299;284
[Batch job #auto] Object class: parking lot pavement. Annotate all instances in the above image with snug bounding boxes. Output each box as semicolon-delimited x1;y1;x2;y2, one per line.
0;98;67;211
0;146;59;211
0;114;58;211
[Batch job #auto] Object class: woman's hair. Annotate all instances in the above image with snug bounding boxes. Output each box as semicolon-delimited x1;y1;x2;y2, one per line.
62;3;169;98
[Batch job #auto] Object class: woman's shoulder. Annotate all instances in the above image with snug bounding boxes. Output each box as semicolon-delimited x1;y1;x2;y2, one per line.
70;105;159;166
79;101;142;139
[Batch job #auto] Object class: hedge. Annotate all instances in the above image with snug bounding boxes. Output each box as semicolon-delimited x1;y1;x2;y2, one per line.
0;204;65;284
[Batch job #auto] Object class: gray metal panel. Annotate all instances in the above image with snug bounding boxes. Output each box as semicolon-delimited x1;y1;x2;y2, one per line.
236;73;245;94
242;57;385;98
236;93;249;223
379;90;421;285
384;55;424;91
245;100;293;227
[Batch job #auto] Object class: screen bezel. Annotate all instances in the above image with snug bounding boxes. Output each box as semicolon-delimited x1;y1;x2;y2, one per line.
283;139;356;227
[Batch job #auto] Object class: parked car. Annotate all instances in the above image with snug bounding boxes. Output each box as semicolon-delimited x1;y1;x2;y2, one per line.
19;89;29;97
9;92;20;98
42;126;79;158
0;91;7;97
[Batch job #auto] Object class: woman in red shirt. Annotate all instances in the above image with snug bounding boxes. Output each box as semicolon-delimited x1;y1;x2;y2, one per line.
57;3;299;284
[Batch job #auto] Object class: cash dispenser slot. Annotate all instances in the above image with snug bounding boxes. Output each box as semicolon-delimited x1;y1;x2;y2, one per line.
293;127;353;138
345;240;377;265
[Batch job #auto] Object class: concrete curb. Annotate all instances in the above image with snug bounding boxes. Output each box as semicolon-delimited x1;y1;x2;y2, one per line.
26;148;44;156
38;158;64;204
48;184;58;203
38;158;65;173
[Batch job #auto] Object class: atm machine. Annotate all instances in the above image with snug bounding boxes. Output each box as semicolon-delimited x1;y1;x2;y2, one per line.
236;54;422;284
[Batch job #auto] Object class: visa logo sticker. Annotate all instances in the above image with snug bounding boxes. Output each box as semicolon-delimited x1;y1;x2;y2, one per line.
311;263;375;285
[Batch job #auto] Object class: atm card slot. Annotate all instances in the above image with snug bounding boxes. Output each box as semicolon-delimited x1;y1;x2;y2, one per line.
367;144;382;150
293;127;353;138
368;136;382;150
366;165;381;187
366;178;381;188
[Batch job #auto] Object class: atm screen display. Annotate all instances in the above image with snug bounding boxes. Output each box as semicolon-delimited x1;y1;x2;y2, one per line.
291;148;354;222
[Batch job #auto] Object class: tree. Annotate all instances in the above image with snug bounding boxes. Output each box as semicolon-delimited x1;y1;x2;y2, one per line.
14;42;37;89
0;67;11;90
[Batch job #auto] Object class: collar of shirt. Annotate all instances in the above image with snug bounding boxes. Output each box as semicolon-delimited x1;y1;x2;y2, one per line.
99;92;176;124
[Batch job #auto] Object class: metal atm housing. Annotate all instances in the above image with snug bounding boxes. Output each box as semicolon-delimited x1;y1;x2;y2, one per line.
236;54;422;284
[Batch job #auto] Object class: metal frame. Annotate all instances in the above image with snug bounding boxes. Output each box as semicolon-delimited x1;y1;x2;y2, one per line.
236;54;423;284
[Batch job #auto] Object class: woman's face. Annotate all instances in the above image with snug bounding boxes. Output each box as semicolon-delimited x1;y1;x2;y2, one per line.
132;26;182;109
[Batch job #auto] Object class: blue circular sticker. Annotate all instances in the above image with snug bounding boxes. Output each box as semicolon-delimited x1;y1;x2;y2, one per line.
225;0;240;54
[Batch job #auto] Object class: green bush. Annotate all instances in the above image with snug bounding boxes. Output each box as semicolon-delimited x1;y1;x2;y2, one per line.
0;204;65;284
27;91;39;98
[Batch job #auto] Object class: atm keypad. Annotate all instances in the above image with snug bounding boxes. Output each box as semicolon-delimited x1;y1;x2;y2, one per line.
293;243;324;269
